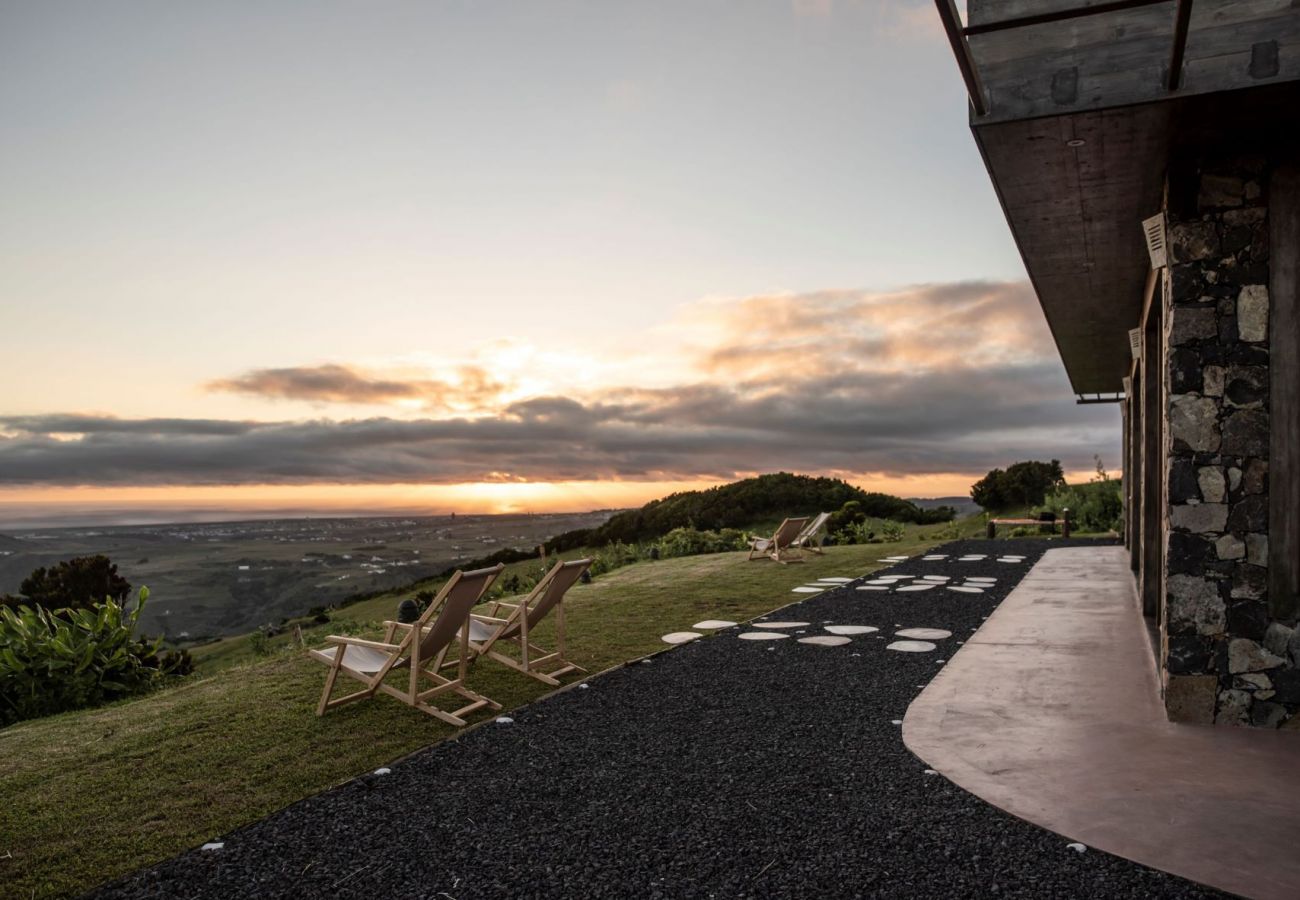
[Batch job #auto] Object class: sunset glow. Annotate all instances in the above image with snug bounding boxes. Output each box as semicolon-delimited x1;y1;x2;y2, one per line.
0;1;1120;525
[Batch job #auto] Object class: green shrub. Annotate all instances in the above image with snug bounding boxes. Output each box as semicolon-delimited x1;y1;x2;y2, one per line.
247;631;271;657
832;518;904;545
0;589;187;727
1040;482;1123;533
880;520;905;542
1;555;132;612
654;527;747;559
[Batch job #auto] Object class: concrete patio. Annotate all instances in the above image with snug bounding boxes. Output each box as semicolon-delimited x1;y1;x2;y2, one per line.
904;546;1300;900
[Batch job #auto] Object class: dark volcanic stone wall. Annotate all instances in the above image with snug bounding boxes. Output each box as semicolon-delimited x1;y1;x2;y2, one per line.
1162;155;1297;727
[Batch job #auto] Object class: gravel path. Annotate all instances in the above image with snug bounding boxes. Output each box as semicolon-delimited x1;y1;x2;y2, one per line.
93;539;1223;899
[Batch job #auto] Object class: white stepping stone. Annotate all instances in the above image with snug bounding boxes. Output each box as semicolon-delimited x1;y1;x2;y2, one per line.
825;625;879;635
856;586;889;591
865;579;897;585
792;586;823;593
816;577;853;583
373;767;392;776
966;577;997;583
798;635;852;647
958;555;987;561
661;631;703;645
693;620;737;630
887;640;938;653
947;586;985;594
896;584;936;592
738;631;790;641
896;627;952;640
997;559;1023;564
921;555;947;561
201;843;225;852
920;575;950;582
753;621;810;629
1067;842;1088;853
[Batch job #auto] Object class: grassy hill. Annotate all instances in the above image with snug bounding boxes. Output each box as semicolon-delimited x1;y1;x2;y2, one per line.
0;516;987;898
546;473;956;551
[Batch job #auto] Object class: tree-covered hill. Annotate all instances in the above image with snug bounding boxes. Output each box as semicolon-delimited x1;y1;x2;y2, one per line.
547;472;954;551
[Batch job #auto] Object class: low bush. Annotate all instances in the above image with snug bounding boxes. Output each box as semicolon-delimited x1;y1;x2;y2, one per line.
832;518;905;545
653;527;748;559
0;589;189;727
1038;458;1123;534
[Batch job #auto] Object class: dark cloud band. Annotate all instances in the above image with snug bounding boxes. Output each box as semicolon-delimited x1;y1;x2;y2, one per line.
0;281;1121;486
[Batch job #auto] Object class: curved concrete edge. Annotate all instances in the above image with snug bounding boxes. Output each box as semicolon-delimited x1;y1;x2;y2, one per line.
904;546;1300;900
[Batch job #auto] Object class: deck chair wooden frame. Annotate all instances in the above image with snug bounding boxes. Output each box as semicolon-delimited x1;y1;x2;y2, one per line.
792;511;832;556
464;557;593;686
310;563;504;726
747;516;809;564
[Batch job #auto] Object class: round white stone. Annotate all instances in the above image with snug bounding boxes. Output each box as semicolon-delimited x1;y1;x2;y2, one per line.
887;640;938;653
947;586;985;594
825;625;880;635
920;575;951;582
791;586;824;593
738;631;790;641
921;555;948;561
752;621;810;629
896;627;952;640
966;577;997;583
798;635;852;647
865;579;897;585
855;586;889;591
693;620;737;630
896;584;936;592
816;577;853;583
661;631;703;645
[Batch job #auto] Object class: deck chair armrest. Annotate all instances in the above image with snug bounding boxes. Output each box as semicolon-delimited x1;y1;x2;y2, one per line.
382;620;414;630
471;613;510;624
325;636;402;652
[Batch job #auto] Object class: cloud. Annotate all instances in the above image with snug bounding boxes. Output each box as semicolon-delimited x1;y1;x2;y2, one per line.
0;281;1120;489
207;363;510;412
792;0;835;17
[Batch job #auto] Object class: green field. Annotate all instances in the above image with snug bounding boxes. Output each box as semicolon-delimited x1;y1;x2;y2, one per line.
0;520;992;898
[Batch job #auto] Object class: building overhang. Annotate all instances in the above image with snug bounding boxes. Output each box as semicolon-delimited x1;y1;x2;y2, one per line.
937;0;1300;396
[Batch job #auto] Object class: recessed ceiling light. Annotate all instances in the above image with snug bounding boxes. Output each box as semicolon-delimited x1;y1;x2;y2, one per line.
1066;138;1086;147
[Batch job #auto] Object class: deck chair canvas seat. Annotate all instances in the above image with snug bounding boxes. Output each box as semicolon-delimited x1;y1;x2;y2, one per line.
792;512;832;555
747;516;809;564
466;557;592;686
310;563;504;726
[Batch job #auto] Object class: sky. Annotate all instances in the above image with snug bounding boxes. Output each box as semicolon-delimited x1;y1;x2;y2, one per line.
0;0;1120;521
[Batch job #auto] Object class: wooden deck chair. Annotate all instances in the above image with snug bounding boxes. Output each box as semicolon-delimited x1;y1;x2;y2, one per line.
746;516;809;564
464;557;592;686
310;563;504;725
792;511;832;555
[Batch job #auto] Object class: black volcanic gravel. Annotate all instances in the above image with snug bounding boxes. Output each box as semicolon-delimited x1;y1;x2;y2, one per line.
91;539;1224;899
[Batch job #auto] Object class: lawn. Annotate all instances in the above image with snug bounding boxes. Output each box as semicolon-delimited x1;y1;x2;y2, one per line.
0;523;983;898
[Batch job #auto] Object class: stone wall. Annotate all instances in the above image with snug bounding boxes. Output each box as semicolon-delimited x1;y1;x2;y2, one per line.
1162;155;1298;728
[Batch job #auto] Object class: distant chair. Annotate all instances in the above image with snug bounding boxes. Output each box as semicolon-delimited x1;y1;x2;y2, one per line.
792;511;833;555
309;563;504;725
466;557;593;686
747;516;810;564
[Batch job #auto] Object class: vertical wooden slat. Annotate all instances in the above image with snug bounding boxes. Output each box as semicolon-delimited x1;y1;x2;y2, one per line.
1270;164;1300;619
1140;275;1164;619
1167;0;1194;90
